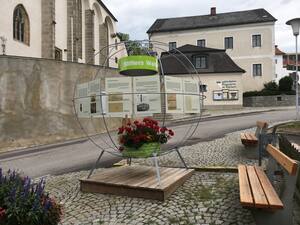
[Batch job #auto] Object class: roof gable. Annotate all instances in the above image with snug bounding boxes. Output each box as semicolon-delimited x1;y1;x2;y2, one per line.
160;44;245;74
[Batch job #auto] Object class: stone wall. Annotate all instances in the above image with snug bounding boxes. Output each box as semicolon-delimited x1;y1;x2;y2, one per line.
243;95;296;107
0;56;120;152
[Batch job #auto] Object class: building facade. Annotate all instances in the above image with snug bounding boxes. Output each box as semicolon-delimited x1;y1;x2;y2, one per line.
161;45;245;109
274;45;290;83
0;0;126;67
148;8;277;92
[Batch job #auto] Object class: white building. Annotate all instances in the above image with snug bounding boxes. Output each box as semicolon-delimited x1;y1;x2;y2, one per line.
148;8;277;92
0;0;127;67
274;45;290;83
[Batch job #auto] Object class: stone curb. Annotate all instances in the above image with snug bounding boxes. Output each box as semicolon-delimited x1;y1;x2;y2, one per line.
0;137;88;160
112;162;238;173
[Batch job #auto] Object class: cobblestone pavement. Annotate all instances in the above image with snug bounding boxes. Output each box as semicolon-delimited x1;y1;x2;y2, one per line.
133;129;263;168
43;128;299;225
43;129;257;225
46;170;254;225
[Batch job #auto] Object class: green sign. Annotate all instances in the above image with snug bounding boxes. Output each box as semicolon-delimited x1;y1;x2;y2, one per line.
118;55;158;76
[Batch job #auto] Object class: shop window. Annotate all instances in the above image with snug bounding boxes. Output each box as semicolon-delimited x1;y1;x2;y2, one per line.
213;90;239;101
253;64;262;76
169;42;177;51
197;39;206;47
13;4;30;45
224;37;233;49
252;34;261;47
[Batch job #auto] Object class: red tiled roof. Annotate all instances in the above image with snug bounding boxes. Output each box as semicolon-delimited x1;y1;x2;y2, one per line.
275;46;285;55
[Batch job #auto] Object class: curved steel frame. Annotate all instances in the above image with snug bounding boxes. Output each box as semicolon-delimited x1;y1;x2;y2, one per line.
72;40;204;182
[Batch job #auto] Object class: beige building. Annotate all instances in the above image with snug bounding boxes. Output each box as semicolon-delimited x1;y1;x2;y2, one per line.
148;8;277;92
161;45;245;109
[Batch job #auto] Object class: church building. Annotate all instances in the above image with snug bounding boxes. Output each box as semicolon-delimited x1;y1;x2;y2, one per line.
0;0;126;67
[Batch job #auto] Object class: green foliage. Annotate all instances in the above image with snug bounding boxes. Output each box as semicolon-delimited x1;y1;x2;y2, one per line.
279;76;294;92
0;169;62;225
243;78;295;97
263;81;278;91
116;32;129;42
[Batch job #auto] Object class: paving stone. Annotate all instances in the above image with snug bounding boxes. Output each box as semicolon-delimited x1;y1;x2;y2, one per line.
43;128;299;225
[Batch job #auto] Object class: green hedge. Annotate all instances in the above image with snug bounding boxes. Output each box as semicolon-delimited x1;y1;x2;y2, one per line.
243;90;295;97
243;77;296;97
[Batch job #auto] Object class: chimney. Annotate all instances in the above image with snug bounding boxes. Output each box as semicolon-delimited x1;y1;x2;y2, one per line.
210;7;216;16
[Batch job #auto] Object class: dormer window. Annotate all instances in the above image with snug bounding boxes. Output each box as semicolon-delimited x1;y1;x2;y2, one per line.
194;56;207;69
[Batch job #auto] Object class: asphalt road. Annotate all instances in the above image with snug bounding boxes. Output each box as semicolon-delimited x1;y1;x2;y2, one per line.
0;109;296;178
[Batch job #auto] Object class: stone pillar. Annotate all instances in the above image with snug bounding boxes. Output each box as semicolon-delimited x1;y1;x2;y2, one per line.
41;0;55;59
67;0;83;62
99;23;108;66
67;0;75;61
85;9;94;64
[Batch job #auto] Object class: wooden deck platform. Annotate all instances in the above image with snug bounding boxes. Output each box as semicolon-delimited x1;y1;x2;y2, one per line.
80;166;194;201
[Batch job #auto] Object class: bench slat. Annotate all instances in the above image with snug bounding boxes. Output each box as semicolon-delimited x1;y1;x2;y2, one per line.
267;144;298;175
254;166;284;209
247;166;269;208
240;133;246;140
238;165;254;207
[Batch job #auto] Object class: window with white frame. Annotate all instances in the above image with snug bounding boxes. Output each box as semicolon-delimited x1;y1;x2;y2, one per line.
253;64;262;76
252;34;261;47
197;39;206;47
224;37;233;49
169;42;177;50
194;56;207;69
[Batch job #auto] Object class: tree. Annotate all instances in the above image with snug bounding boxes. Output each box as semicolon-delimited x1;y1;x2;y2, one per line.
263;81;278;91
116;32;129;42
279;76;293;92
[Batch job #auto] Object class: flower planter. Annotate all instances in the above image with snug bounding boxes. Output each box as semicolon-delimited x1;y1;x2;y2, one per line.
122;142;161;158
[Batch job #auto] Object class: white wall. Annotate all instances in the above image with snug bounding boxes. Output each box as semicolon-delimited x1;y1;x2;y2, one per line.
274;55;292;83
55;0;67;61
0;0;42;58
176;73;243;107
150;22;275;92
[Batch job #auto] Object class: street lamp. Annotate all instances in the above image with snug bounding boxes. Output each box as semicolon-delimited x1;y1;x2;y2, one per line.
286;18;300;120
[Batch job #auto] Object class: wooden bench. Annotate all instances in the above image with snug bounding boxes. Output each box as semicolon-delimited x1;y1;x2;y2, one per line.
240;121;268;146
238;144;299;225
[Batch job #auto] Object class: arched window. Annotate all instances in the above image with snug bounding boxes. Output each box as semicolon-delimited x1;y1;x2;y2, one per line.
13;4;30;45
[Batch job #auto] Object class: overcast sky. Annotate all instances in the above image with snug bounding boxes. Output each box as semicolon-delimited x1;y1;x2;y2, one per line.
102;0;300;53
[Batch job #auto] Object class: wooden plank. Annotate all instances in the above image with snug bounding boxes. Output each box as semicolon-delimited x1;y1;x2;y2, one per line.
116;167;156;186
256;121;268;129
155;168;191;189
137;168;177;188
267;144;298;175
249;133;258;141
245;133;254;141
241;133;246;140
254;166;283;209
80;166;193;201
247;166;269;208
238;165;254;207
